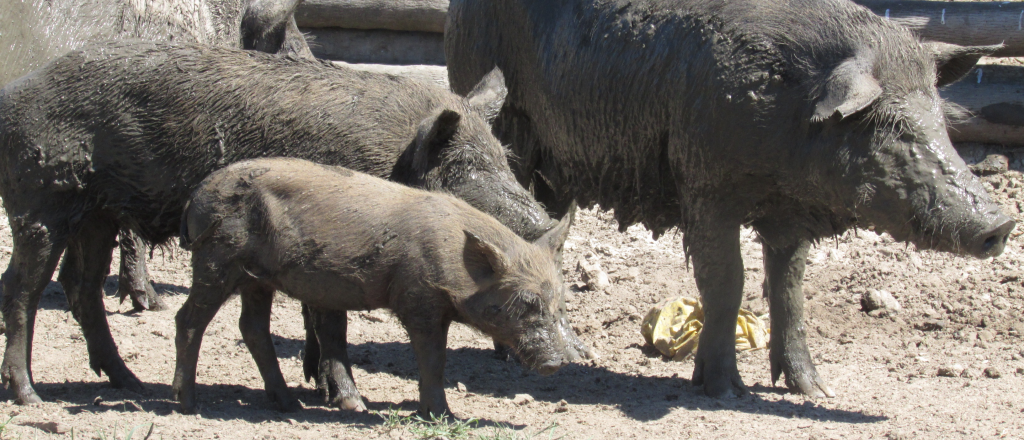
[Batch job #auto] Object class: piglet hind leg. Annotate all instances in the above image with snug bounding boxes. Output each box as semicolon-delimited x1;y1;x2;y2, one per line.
309;307;366;411
1;214;69;404
761;238;835;398
172;282;229;414
239;284;301;412
687;212;748;398
58;214;144;393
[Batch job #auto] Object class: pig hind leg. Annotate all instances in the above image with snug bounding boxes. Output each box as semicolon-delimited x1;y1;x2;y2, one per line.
239;283;301;412
57;211;144;393
686;211;748;398
0;210;71;404
308;307;366;411
762;239;836;398
173;280;232;414
116;228;163;312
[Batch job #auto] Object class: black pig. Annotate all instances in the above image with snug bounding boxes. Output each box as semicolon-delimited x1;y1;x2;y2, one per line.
446;0;1015;397
175;158;571;416
0;41;560;405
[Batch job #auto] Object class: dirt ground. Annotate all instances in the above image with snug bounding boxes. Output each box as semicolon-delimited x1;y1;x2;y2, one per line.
0;140;1021;440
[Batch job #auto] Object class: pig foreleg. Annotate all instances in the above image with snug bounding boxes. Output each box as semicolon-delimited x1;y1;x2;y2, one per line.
405;317;452;417
309;307;366;411
763;240;836;398
687;214;748;398
116;228;163;311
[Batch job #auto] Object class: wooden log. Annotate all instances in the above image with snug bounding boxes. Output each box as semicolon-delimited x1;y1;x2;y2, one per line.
855;0;1024;57
333;61;448;87
296;0;447;33
305;27;445;65
942;65;1024;146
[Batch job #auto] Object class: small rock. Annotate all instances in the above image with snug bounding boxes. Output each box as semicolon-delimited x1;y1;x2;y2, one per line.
93;396;104;406
978;330;996;343
861;289;901;314
915;319;946;331
984;367;1002;379
961;368;979;379
512;394;534;406
1017;367;1024;376
969;154;1009;176
577;260;610;291
937;364;963;377
457;382;467;393
554;399;569;413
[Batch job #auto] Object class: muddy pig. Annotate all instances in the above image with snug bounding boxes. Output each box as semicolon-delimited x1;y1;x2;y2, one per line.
0;0;313;313
447;0;1016;398
174;157;570;416
0;40;580;405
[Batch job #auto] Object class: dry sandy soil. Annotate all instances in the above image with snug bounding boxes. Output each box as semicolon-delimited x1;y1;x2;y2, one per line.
0;141;1021;439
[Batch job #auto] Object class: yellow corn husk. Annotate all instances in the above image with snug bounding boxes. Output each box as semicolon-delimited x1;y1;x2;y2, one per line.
641;297;770;360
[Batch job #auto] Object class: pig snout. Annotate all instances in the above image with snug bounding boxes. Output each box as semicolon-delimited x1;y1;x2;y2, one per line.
971;215;1015;258
535;359;567;376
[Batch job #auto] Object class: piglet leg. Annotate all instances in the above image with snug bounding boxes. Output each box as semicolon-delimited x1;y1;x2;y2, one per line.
405;319;451;418
239;284;300;412
763;240;835;398
172;283;227;413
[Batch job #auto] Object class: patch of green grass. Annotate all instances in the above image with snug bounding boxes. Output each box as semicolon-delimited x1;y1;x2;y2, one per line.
0;416;16;439
372;407;563;440
89;422;155;440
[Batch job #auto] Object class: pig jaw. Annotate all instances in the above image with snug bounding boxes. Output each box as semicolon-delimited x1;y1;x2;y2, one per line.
845;94;1015;258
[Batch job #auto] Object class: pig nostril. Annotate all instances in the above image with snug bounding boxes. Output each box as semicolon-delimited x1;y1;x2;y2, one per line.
983;235;999;253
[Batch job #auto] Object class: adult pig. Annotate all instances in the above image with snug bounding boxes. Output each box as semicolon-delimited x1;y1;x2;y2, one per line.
175;158;571;416
0;40;557;405
446;0;1015;398
0;0;313;312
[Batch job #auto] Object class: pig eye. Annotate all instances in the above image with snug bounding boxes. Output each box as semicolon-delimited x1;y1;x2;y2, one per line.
484;305;502;317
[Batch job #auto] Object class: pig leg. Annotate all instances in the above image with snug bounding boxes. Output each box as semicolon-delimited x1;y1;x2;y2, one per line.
0;213;69;404
687;214;747;398
58;213;145;392
300;304;321;383
172;282;229;414
762;239;836;398
238;283;301;412
310;307;366;411
116;228;163;312
403;317;452;417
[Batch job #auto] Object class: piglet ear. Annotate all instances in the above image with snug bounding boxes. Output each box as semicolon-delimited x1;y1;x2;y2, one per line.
413;108;462;173
465;67;507;125
923;42;1001;87
811;56;882;123
533;201;576;256
464;230;511;282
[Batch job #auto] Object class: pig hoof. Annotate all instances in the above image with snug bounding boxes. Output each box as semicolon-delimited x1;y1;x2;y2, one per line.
14;390;43;405
692;362;747;398
337;396;367;412
775;365;835;398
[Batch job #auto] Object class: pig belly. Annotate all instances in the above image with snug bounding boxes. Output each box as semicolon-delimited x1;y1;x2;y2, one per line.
275;270;384;311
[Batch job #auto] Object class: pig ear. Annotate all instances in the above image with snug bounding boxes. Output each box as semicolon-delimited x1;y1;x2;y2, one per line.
465;67;507;125
811;57;882;123
533;201;576;255
464;230;511;281
923;42;1001;87
413;109;463;173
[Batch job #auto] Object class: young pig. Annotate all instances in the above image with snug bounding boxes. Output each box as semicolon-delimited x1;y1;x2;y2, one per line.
174;158;571;417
